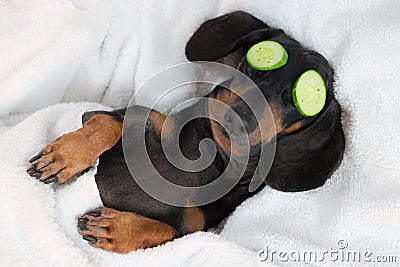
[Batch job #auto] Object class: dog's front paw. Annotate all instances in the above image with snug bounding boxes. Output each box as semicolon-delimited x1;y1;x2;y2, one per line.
77;207;178;254
27;131;97;184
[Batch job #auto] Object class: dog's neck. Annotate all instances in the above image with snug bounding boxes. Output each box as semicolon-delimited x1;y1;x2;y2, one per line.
172;98;259;183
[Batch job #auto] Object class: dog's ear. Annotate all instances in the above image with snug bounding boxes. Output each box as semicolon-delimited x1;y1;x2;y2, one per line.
264;99;345;192
186;11;283;61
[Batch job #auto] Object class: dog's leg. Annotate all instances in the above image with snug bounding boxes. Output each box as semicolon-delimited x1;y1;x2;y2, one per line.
77;207;178;254
27;110;124;184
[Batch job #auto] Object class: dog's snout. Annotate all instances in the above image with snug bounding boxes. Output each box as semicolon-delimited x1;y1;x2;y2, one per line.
223;112;233;124
223;110;248;138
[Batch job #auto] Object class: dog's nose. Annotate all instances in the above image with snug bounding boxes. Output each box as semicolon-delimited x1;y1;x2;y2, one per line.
223;111;247;138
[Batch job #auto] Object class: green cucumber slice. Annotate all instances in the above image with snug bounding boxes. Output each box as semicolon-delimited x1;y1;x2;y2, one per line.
292;70;326;117
246;41;288;71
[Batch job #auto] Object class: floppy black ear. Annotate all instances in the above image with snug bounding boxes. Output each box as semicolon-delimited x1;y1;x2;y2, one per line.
265;99;345;192
186;11;284;61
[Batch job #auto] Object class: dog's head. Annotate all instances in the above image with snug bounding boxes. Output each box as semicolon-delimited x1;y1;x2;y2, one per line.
186;11;345;192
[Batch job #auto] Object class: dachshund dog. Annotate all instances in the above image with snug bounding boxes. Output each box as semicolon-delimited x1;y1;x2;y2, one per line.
27;11;345;254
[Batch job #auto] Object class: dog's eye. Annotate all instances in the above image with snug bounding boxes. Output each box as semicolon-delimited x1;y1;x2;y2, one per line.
246;41;288;71
292;70;326;117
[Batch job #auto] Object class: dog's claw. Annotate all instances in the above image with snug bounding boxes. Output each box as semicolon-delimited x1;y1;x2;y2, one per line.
27;163;38;172
86;209;101;217
78;217;89;223
43;176;58;184
29;153;42;163
78;221;88;231
28;170;42;179
27;168;39;177
82;235;97;244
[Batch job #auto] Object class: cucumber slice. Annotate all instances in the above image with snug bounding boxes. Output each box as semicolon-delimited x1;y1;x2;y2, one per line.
246;41;288;71
292;70;326;117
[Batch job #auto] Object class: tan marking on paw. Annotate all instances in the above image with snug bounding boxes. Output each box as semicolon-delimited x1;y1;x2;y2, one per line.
79;207;178;254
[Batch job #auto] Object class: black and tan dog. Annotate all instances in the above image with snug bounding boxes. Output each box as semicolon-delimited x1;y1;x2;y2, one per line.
27;12;345;254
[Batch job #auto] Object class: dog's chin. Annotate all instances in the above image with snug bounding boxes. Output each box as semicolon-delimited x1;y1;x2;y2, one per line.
209;121;255;160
